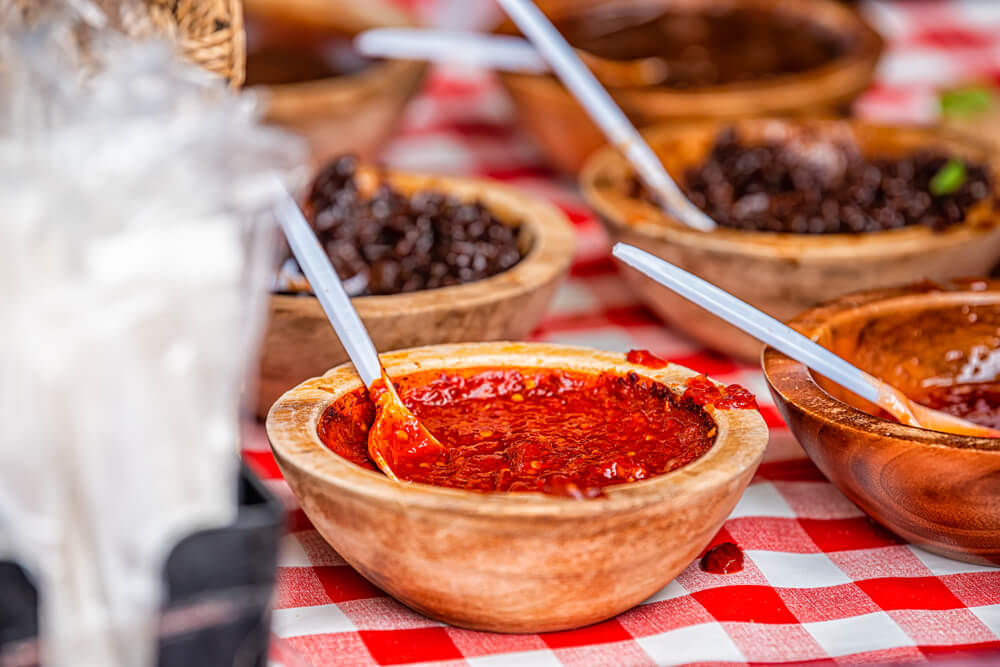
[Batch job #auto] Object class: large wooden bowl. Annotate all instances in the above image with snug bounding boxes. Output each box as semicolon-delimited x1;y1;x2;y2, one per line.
242;0;426;165
497;0;883;174
267;342;769;632
581;118;1000;362
255;171;575;417
763;283;1000;566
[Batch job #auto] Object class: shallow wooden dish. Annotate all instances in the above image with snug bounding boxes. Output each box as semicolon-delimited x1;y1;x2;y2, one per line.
497;0;883;174
267;342;769;632
762;282;1000;566
581;118;1000;362
256;170;575;417
242;0;426;165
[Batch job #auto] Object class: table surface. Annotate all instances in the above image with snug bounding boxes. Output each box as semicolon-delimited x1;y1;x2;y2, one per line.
243;2;1000;665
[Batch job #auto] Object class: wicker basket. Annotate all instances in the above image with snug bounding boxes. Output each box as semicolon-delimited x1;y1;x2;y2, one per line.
117;0;245;86
11;0;245;86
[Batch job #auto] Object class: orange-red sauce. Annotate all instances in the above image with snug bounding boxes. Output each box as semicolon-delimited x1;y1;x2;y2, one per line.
626;348;668;369
318;367;726;498
683;375;759;410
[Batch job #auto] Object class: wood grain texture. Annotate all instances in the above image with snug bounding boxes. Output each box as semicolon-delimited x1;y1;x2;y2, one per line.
255;171;576;417
762;283;1000;566
266;342;769;632
496;0;883;174
581;119;1000;362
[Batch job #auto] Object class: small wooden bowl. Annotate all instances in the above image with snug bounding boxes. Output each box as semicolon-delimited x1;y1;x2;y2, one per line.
762;282;1000;566
242;0;426;165
266;342;769;632
255;170;575;417
581;118;1000;362
497;0;883;174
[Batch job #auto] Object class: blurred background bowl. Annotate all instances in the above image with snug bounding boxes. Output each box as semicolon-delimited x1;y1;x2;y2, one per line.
242;0;427;165
762;282;1000;565
496;0;883;174
581;118;1000;362
255;169;576;417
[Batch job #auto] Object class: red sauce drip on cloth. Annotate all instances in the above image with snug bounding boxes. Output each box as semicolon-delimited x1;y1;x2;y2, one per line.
700;542;744;574
682;375;758;410
626;349;668;369
317;367;719;499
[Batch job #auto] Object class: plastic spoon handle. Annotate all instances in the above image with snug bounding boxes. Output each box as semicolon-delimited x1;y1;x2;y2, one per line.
274;190;381;387
355;28;548;73
612;243;882;404
495;0;716;232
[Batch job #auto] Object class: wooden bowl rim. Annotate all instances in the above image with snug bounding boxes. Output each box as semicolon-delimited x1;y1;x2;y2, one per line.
272;170;576;317
242;0;414;36
762;283;1000;453
266;342;769;518
580;118;1000;259
496;0;882;101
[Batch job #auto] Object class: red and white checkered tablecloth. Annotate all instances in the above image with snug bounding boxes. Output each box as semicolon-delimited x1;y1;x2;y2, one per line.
243;2;1000;664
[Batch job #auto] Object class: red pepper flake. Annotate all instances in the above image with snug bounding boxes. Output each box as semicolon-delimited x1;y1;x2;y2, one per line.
700;542;744;574
683;375;758;410
626;349;668;369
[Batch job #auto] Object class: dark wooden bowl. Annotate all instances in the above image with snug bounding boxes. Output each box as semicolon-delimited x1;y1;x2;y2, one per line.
497;0;883;174
762;282;1000;566
267;342;769;632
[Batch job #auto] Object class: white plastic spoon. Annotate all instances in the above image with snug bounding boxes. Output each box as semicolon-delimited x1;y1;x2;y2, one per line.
274;190;447;479
612;242;1000;438
355;28;668;86
359;6;715;233
495;0;714;232
356;29;550;74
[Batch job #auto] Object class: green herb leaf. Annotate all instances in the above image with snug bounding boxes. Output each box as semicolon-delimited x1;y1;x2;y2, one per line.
940;86;996;117
930;159;967;196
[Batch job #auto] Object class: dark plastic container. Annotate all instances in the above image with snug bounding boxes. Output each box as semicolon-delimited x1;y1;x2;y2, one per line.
0;463;283;667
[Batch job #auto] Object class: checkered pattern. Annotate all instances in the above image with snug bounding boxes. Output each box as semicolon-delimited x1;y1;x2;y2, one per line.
244;2;1000;664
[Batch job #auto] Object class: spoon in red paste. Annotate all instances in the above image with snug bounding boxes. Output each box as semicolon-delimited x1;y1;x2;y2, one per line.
275;190;446;480
613;243;1000;439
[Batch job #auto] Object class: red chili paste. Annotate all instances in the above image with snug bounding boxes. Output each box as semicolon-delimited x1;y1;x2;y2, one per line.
626;349;668;369
683;375;758;410
318;367;720;498
700;542;744;574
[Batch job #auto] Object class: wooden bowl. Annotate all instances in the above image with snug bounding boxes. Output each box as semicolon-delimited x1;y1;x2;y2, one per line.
581;118;1000;362
762;282;1000;566
497;0;883;174
255;170;576;418
242;0;426;165
266;342;769;632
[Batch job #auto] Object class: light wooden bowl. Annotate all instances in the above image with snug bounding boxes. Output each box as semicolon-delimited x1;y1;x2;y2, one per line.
255;170;576;418
762;283;1000;566
581;118;1000;362
267;342;769;632
497;0;883;174
242;0;426;165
